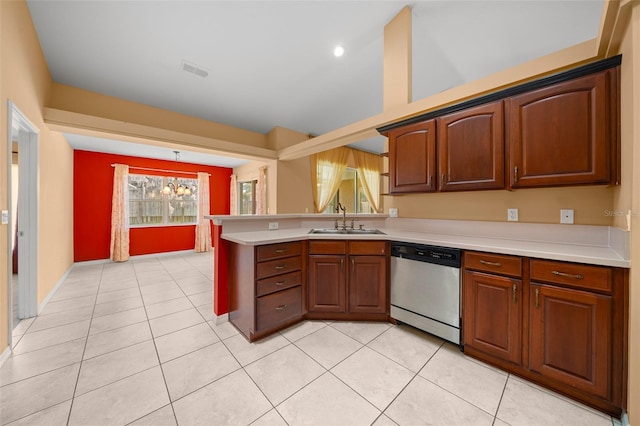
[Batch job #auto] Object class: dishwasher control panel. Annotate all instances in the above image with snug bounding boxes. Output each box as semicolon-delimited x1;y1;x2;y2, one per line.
391;242;461;268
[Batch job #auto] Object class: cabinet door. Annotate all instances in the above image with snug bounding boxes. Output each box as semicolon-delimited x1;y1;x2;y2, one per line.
529;283;611;398
388;119;436;193
437;101;505;191
463;271;522;364
507;71;612;188
349;256;387;314
308;255;347;313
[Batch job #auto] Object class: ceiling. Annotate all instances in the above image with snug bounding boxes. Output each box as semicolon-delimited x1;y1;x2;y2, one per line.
26;0;604;167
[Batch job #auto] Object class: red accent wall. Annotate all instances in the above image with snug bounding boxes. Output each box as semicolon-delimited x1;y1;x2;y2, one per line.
74;150;231;261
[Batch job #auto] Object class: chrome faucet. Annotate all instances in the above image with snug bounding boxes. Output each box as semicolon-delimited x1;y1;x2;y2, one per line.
336;202;347;229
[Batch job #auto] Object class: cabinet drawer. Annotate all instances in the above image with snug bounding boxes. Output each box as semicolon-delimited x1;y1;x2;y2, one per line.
256;271;302;297
256;286;302;331
256;256;302;280
309;241;347;255
257;242;302;262
530;259;612;293
349;241;387;255
464;251;522;278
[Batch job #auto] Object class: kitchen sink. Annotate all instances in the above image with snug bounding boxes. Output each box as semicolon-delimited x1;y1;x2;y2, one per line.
308;228;386;235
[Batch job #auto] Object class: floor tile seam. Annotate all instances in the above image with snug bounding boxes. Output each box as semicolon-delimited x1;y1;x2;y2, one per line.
326;322;383;346
90;305;146;321
86;315;150;337
363;340;435;375
11;318;35;337
82;335;156;362
93;294;143;308
0;397;74;426
503;374;612;421
239;360;280;414
0;335;87;367
157;340;221;365
142;294;188;307
123;403;175;426
48;290;100;303
324;368;387;414
67;264;106;426
0;359;83;389
150;317;207;339
491;373;511;426
270;370;334;412
25;316;94;335
10;324;92;357
419;374;500;419
277;323;329;344
72;363;161;400
162;363;244;404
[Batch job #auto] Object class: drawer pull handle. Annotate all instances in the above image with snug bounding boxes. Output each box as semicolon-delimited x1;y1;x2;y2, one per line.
275;249;288;253
275;280;287;286
552;270;584;280
275;304;288;311
535;288;539;308
479;260;502;267
512;283;517;303
274;264;287;270
514;165;519;183
428;175;433;187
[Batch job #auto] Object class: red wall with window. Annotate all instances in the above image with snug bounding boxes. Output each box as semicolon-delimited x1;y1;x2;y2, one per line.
74;150;232;261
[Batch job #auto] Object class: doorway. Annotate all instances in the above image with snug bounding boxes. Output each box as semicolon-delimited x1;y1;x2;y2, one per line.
7;101;39;346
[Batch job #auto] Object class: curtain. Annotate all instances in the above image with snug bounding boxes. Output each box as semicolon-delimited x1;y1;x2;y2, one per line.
110;164;130;262
310;147;350;213
229;174;238;215
195;172;212;252
256;166;267;215
352;149;382;213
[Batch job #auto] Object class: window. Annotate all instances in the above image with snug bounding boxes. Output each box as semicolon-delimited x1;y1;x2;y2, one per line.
128;174;198;226
239;180;257;215
323;167;374;214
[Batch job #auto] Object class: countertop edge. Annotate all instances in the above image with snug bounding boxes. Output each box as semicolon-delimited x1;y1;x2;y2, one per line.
220;229;630;268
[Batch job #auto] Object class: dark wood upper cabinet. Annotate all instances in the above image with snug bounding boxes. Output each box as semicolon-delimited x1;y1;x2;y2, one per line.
437;101;505;191
507;70;615;188
387;119;436;193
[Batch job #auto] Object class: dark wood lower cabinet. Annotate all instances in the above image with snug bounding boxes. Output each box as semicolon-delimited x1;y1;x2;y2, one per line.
463;270;521;365
463;251;628;417
529;283;612;399
308;255;347;313
349;256;387;314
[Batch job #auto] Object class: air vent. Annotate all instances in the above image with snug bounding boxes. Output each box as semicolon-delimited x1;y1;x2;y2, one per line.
180;60;209;78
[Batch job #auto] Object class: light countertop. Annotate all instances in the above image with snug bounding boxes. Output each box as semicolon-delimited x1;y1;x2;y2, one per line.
215;217;629;268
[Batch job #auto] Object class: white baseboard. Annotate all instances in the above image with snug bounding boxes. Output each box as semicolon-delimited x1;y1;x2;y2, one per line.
38;263;74;314
0;345;12;368
212;313;228;324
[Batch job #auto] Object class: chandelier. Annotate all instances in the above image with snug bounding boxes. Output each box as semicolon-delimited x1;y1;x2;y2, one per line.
163;178;192;196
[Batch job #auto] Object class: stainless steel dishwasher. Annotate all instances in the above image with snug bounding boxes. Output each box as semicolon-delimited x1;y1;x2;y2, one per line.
390;242;462;344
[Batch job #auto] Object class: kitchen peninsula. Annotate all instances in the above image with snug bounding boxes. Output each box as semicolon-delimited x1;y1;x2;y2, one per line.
208;213;629;416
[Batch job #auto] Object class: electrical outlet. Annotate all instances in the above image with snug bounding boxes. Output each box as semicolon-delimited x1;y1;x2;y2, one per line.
389;208;398;218
268;222;279;230
560;209;574;224
1;210;8;225
507;208;518;222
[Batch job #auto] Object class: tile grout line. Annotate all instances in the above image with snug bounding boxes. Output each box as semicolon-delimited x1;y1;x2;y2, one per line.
66;262;107;426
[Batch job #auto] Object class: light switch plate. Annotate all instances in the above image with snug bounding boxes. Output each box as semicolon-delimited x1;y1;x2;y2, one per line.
389;208;398;218
560;209;574;224
268;222;279;230
507;208;518;222
1;210;7;225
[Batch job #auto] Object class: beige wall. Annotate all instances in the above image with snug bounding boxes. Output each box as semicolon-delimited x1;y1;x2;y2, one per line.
1;0;74;351
614;3;640;422
384;186;615;225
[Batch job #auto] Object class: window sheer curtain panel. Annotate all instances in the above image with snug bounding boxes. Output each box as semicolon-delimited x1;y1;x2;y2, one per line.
110;164;130;262
256;166;267;215
195;172;212;252
311;147;350;213
229;174;238;215
352;149;382;213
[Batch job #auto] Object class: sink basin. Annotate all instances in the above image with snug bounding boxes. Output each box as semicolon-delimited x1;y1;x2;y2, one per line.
309;228;386;235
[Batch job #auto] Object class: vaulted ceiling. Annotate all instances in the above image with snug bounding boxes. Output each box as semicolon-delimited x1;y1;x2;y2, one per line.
26;0;604;166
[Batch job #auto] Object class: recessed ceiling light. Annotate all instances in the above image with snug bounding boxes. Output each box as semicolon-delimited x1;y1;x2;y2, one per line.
334;46;345;57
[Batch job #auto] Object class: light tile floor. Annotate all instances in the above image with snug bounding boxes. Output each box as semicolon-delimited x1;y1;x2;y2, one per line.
0;252;621;426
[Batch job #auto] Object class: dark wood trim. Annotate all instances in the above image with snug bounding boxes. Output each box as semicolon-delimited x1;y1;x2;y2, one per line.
378;55;622;134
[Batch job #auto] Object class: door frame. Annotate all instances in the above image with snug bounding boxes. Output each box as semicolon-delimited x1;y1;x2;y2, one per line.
6;100;39;344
